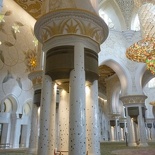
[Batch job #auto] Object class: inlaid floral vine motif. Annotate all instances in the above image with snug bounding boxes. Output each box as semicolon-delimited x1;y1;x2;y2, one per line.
24;49;37;72
0;8;37;96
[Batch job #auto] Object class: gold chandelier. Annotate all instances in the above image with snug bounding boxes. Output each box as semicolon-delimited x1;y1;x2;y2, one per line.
126;37;155;74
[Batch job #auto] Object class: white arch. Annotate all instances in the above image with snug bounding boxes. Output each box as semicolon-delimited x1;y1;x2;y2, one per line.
99;57;132;96
22;99;32;116
111;81;121;114
1;94;18;113
136;63;155;89
99;0;126;31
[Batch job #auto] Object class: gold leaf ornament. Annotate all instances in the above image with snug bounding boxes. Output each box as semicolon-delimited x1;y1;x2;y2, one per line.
15;21;24;26
0;50;4;63
11;29;17;40
65;20;78;33
3;41;14;47
4;11;12;16
0;14;5;23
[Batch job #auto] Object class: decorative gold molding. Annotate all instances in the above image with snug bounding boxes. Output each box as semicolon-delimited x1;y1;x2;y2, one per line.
120;95;147;105
14;0;42;19
34;9;109;45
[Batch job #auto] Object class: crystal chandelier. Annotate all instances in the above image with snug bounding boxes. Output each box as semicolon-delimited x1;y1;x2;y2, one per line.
126;36;155;74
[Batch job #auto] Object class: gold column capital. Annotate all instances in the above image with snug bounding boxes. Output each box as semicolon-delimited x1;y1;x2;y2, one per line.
28;70;43;90
34;9;108;45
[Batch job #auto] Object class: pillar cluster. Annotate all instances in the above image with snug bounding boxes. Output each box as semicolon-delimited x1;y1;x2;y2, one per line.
120;95;148;147
33;5;108;155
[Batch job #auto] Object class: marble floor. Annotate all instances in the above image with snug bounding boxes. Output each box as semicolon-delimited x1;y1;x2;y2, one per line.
0;142;154;155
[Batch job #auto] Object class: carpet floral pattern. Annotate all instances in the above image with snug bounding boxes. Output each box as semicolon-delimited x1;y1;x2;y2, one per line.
0;142;155;155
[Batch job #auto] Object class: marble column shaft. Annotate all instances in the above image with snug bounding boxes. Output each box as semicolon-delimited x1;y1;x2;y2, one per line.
69;42;86;155
48;83;57;154
38;75;52;155
138;106;148;146
29;103;39;154
126;109;137;146
1;123;10;144
86;80;100;155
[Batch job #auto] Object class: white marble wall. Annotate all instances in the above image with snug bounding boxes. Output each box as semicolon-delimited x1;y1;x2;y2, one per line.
58;89;69;151
0;0;35;148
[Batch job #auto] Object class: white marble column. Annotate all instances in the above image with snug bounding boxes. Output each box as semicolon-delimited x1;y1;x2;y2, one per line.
48;83;57;154
28;70;43;153
20;125;28;147
151;124;155;141
138;106;148;146
124;122;127;142
38;75;53;155
10;113;21;148
126;113;137;146
147;127;151;140
115;119;119;141
110;126;115;142
1;123;9;145
69;42;86;155
120;128;124;141
28;103;39;153
55;105;59;149
86;80;100;155
58;89;69;152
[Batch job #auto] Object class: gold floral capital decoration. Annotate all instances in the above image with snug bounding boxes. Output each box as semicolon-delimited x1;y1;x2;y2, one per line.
126;36;155;74
28;70;43;90
34;9;109;45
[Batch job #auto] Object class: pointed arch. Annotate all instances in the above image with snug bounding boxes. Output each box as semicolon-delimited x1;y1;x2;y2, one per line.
1;95;18;113
99;57;132;96
22;99;32;116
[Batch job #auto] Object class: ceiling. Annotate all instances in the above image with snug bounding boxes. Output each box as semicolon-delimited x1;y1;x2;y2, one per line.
14;0;42;19
98;65;115;94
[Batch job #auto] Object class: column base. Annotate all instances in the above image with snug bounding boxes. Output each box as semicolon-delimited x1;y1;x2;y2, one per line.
138;143;148;147
127;142;137;147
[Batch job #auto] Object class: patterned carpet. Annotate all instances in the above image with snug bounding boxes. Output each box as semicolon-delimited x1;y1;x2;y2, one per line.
100;142;155;155
0;142;154;155
111;148;155;155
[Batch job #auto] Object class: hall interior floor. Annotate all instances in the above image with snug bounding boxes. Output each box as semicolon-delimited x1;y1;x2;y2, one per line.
0;142;155;155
